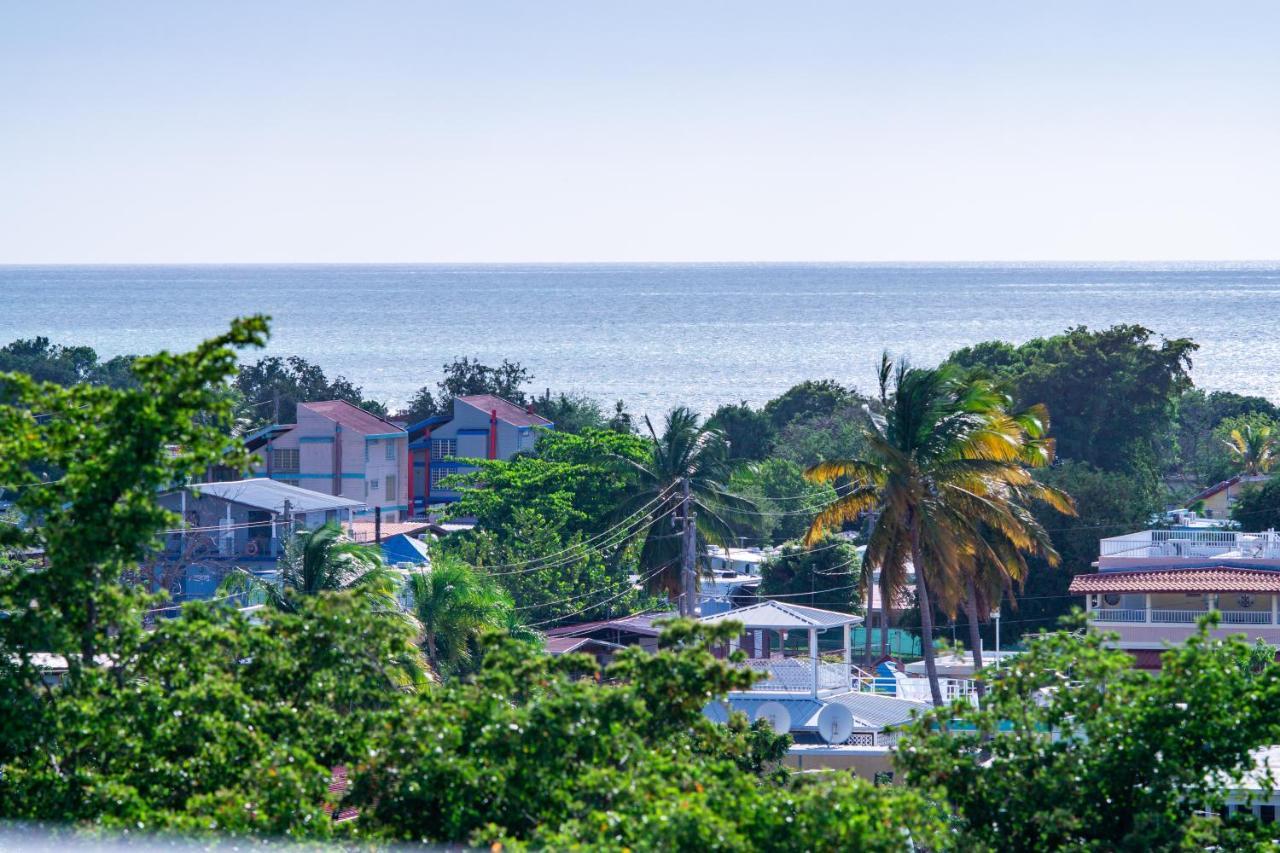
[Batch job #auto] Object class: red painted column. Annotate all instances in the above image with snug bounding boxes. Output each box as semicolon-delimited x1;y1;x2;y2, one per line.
406;443;415;518
423;429;432;508
489;410;498;459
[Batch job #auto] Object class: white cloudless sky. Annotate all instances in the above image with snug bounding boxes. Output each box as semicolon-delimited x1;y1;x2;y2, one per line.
1;1;1277;263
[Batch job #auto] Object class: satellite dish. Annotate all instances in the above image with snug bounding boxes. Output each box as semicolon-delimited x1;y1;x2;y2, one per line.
702;701;731;724
816;703;856;744
754;701;792;733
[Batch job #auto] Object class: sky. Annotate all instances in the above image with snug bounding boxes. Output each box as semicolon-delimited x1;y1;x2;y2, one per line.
1;1;1278;263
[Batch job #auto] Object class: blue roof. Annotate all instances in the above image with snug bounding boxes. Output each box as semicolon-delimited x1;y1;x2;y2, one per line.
381;533;431;566
406;414;453;438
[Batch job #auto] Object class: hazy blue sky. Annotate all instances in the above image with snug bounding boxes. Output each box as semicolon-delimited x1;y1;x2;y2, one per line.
2;2;1277;262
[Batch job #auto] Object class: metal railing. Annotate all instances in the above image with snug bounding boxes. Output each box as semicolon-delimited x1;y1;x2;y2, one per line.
739;658;848;693
1151;609;1209;624
1099;529;1280;559
1094;608;1147;623
1220;610;1273;624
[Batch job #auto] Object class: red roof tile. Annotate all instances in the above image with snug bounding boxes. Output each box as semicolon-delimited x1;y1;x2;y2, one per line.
301;400;404;435
457;394;553;427
1069;568;1280;594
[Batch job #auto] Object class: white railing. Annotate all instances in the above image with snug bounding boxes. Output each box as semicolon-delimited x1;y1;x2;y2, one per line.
1151;609;1208;624
1221;610;1273;624
1094;608;1147;623
739;658;848;693
1099;529;1280;560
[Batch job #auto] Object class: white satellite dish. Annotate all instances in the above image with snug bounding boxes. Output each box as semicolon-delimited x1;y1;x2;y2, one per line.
702;701;731;724
816;703;856;744
754;701;792;733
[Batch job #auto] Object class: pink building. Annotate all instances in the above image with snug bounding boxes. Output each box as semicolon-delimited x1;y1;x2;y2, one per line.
1071;528;1280;668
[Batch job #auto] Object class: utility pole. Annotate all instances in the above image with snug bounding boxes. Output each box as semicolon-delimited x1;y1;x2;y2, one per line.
282;500;294;539
680;477;697;617
374;506;383;545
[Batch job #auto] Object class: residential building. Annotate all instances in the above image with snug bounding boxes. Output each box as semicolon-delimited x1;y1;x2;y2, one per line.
543;613;672;654
155;478;365;601
1189;473;1271;519
405;394;552;513
1071;527;1280;668
699;600;930;776
246;400;409;522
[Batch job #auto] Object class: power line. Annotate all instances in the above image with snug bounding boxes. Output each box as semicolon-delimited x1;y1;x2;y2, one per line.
526;564;670;628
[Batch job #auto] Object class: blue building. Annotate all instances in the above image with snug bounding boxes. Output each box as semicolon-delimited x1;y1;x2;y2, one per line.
405;394;552;514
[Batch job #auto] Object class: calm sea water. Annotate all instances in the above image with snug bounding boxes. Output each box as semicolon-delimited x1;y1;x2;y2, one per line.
0;263;1277;415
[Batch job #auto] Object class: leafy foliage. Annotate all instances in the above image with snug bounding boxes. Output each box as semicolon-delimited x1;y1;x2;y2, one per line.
406;554;518;676
233;354;378;428
0;336;138;390
352;619;946;850
950;325;1196;479
898;615;1280;850
1231;475;1280;530
759;536;860;611
729;458;837;546
1173;389;1280;486
403;356;531;422
707;401;776;461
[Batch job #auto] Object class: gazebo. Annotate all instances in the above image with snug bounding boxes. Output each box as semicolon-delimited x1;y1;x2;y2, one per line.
701;600;861;698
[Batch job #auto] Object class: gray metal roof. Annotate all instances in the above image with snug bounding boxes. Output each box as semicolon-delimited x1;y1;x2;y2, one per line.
185;479;365;514
700;599;861;629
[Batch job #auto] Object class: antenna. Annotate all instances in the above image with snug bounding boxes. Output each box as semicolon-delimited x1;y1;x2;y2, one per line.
701;701;730;724
816;703;856;744
753;701;792;733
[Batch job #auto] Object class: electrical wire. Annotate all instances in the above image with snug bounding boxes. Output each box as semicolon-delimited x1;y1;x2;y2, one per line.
526;564;671;628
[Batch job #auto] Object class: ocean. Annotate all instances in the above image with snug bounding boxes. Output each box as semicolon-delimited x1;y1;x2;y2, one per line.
1;262;1277;416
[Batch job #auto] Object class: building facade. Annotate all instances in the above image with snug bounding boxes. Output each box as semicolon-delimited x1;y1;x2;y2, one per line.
405;394;552;513
246;400;409;522
1071;528;1280;667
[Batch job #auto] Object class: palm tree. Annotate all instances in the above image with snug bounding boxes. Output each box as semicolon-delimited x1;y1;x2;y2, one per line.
1224;423;1277;476
221;522;401;614
406;557;515;675
804;362;1072;706
607;407;753;616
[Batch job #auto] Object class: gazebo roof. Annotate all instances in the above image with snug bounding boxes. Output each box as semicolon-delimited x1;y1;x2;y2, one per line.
700;599;861;630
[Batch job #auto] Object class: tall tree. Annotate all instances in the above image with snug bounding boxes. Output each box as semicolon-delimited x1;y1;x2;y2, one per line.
220;522;402;615
403;357;532;422
233;354;374;428
406;556;515;674
804;362;1072;705
608;408;753;615
1220;419;1277;476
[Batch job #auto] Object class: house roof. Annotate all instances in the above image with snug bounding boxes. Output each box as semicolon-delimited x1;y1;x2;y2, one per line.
700;599;862;629
380;533;431;566
187;478;365;514
544;612;675;639
301;400;406;435
1189;473;1270;504
726;690;926;731
457;394;553;427
1069;567;1280;594
350;520;432;543
545;637;626;655
243;423;294;451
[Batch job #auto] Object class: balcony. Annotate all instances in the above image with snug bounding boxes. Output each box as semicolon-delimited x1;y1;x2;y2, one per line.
1099;529;1280;562
740;657;849;694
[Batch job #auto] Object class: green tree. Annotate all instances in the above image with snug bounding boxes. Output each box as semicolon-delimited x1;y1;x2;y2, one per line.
950;325;1197;479
729;458;836;545
234;354;377;428
351;618;946;850
771;403;873;468
220;521;402;614
403;356;531;422
1231;475;1280;530
1174;389;1280;486
761;379;858;430
897;615;1280;849
759;536;860;611
1217;415;1278;477
0;337;138;390
406;556;514;675
707;401;775;461
528;389;606;434
609;408;754;614
805;362;1071;705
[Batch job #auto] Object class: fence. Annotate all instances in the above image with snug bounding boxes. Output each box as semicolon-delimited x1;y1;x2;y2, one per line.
849;627;922;658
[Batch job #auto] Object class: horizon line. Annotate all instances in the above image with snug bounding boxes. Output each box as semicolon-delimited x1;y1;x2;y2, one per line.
3;258;1279;268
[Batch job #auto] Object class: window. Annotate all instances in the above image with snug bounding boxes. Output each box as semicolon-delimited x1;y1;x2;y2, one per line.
369;479;380;494
271;448;299;472
385;440;396;461
1262;805;1276;824
431;438;456;459
385;475;397;502
430;467;453;490
517;429;532;451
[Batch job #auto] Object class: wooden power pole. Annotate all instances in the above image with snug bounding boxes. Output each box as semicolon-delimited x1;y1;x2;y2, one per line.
680;477;697;617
